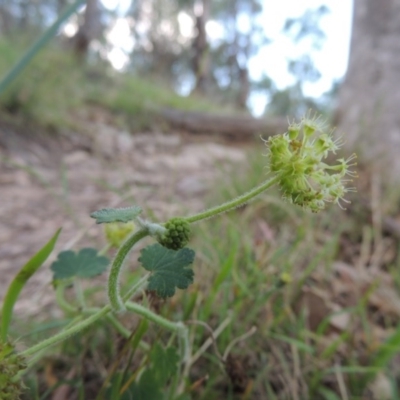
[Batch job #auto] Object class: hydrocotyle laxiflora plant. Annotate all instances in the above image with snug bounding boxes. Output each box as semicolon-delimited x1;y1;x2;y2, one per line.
1;113;357;397
102;112;357;313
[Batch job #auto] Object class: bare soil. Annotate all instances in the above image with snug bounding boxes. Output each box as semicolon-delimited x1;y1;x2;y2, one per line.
0;118;247;318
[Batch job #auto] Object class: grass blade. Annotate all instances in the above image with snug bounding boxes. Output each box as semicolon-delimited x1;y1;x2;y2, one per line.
1;228;61;342
0;0;84;94
268;332;314;354
372;324;400;369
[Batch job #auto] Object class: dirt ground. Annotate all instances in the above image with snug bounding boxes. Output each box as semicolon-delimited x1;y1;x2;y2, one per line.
0;119;247;318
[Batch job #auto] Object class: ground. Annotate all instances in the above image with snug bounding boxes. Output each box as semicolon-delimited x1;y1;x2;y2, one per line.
0;116;246;318
3;114;400;399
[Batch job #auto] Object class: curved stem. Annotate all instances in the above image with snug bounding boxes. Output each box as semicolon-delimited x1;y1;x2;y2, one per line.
74;278;86;310
125;302;190;365
125;301;182;332
55;283;77;314
15;316;83;380
108;229;148;312
184;176;280;224
21;275;149;359
21;307;110;357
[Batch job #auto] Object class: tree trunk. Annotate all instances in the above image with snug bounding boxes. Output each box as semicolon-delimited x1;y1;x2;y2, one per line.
72;0;101;57
336;0;400;176
238;67;250;110
193;0;210;94
0;4;12;34
57;0;68;16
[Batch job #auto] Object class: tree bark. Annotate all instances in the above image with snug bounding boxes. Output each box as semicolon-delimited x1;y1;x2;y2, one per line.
336;0;400;176
193;0;210;94
0;4;11;34
72;0;101;57
238;67;250;110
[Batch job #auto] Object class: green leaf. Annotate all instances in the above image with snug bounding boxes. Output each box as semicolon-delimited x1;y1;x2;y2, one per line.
139;243;195;298
105;372;137;400
125;345;179;398
129;369;162;400
318;387;342;400
90;206;142;224
51;248;109;280
1;228;61;342
150;344;180;386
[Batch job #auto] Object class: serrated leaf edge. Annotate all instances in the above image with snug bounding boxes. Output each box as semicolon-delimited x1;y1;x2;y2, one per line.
90;206;142;224
139;244;195;298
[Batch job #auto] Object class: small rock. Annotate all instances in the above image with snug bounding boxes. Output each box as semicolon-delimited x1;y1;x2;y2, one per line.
63;150;90;165
177;176;206;195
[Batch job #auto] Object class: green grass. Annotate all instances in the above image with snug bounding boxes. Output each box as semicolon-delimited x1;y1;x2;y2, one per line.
0;37;88;128
0;37;231;133
94;73;228;115
12;146;400;399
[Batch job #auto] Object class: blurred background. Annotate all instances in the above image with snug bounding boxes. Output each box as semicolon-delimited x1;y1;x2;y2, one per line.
0;0;353;117
2;0;400;399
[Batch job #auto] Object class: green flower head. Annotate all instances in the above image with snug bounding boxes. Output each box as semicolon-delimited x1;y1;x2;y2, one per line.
158;217;191;250
0;342;26;399
264;112;357;212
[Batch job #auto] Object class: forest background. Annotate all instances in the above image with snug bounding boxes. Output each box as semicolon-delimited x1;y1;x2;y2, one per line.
1;0;400;399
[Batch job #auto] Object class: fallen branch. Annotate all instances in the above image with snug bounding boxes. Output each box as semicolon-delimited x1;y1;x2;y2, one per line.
158;108;288;138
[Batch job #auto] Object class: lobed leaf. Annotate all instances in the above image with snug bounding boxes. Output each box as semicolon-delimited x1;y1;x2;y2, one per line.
51;248;109;280
139;243;195;298
129;369;163;400
150;343;180;386
127;345;179;398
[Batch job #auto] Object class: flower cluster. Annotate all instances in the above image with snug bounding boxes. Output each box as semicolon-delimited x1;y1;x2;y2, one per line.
265;113;357;212
0;341;26;399
159;217;191;250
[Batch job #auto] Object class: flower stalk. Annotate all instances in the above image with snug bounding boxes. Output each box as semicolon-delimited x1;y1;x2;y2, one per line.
184;175;281;224
108;228;149;312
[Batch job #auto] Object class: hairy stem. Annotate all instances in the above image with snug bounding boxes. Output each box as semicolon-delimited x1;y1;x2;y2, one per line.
21;307;110;357
108;229;148;312
74;278;86;310
125;302;190;365
125;301;182;332
21;276;149;359
55;283;77;314
184;176;280;224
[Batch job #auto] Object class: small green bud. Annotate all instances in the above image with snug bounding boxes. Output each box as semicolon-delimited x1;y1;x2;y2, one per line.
105;222;135;248
159;217;191;250
277;272;292;287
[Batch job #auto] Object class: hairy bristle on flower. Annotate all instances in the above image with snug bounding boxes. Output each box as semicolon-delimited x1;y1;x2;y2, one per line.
0;342;27;398
301;111;327;137
265;114;356;212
